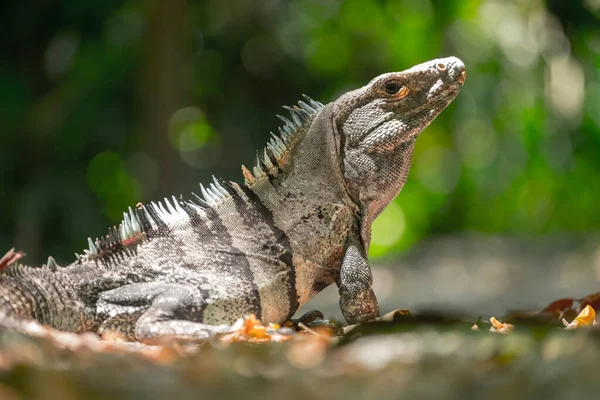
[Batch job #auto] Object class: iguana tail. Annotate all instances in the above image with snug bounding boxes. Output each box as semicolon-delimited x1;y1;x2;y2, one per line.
0;248;94;332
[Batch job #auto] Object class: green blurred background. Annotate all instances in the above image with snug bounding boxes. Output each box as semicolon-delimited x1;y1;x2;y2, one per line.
1;0;599;267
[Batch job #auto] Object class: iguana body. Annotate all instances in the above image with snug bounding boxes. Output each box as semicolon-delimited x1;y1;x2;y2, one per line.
0;57;465;341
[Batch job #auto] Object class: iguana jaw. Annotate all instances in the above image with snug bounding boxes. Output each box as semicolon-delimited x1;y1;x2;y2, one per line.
333;57;466;249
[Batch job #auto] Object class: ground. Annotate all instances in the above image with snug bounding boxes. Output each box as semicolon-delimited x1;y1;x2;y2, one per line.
1;234;599;400
0;310;599;400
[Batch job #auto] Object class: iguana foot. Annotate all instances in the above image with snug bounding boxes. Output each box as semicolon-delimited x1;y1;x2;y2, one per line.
289;309;324;328
338;237;380;324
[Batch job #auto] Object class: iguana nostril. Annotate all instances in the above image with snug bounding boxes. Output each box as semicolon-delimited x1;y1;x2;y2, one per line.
437;63;447;71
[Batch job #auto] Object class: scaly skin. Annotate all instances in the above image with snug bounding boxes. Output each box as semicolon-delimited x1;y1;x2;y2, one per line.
0;57;465;342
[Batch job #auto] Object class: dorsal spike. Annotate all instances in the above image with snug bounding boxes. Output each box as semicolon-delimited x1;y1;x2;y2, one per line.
276;114;294;127
275;135;286;149
266;145;280;165
282;105;296;116
267;142;282;159
241;165;255;185
282;124;295;135
269;132;286;152
119;223;127;242
122;212;132;234
286;106;303;126
139;207;155;231
212;176;229;196
208;183;221;198
301;94;324;110
267;137;281;152
294;105;310;119
46;256;58;272
200;184;219;206
156;200;170;217
298;100;315;113
145;202;169;230
254;153;265;174
128;207;141;233
110;226;120;243
164;197;177;215
87;238;97;255
172;195;185;213
247;95;323;184
190;192;209;207
263;148;275;169
222;180;237;195
180;196;199;216
207;185;221;204
277;127;289;143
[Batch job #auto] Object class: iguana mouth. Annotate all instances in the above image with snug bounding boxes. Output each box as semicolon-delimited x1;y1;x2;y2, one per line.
444;57;465;85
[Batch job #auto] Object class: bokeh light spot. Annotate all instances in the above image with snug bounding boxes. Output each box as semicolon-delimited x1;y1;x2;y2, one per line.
370;201;406;258
44;31;79;79
87;151;140;221
545;56;585;122
416;147;462;194
168;107;215;152
87;151;122;197
453;118;498;169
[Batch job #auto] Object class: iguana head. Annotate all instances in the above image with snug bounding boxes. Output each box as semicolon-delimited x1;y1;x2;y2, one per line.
332;57;466;249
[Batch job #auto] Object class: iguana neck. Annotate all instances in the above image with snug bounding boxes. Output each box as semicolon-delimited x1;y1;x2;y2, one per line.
251;104;356;220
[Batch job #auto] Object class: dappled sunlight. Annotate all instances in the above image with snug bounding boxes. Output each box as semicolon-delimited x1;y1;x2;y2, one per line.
416;147;462;195
86;152;142;221
453;118;498;169
546;56;585;123
370;201;406;258
168;107;215;152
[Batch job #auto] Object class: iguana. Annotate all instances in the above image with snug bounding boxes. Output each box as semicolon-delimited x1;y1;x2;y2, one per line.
0;57;465;342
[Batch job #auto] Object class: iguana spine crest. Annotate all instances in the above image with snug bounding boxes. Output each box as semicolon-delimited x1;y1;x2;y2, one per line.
69;96;324;267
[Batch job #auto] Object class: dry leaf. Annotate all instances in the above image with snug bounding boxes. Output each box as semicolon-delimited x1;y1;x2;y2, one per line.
218;314;292;343
562;305;597;330
0;248;24;271
489;317;513;333
541;292;600;321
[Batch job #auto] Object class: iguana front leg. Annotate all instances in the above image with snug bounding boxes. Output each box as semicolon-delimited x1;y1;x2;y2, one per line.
337;236;379;324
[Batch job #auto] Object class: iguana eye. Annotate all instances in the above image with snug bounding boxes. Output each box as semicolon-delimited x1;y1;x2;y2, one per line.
384;82;401;94
383;82;409;98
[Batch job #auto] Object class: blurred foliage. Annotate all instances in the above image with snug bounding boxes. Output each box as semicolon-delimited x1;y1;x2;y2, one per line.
1;0;600;264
